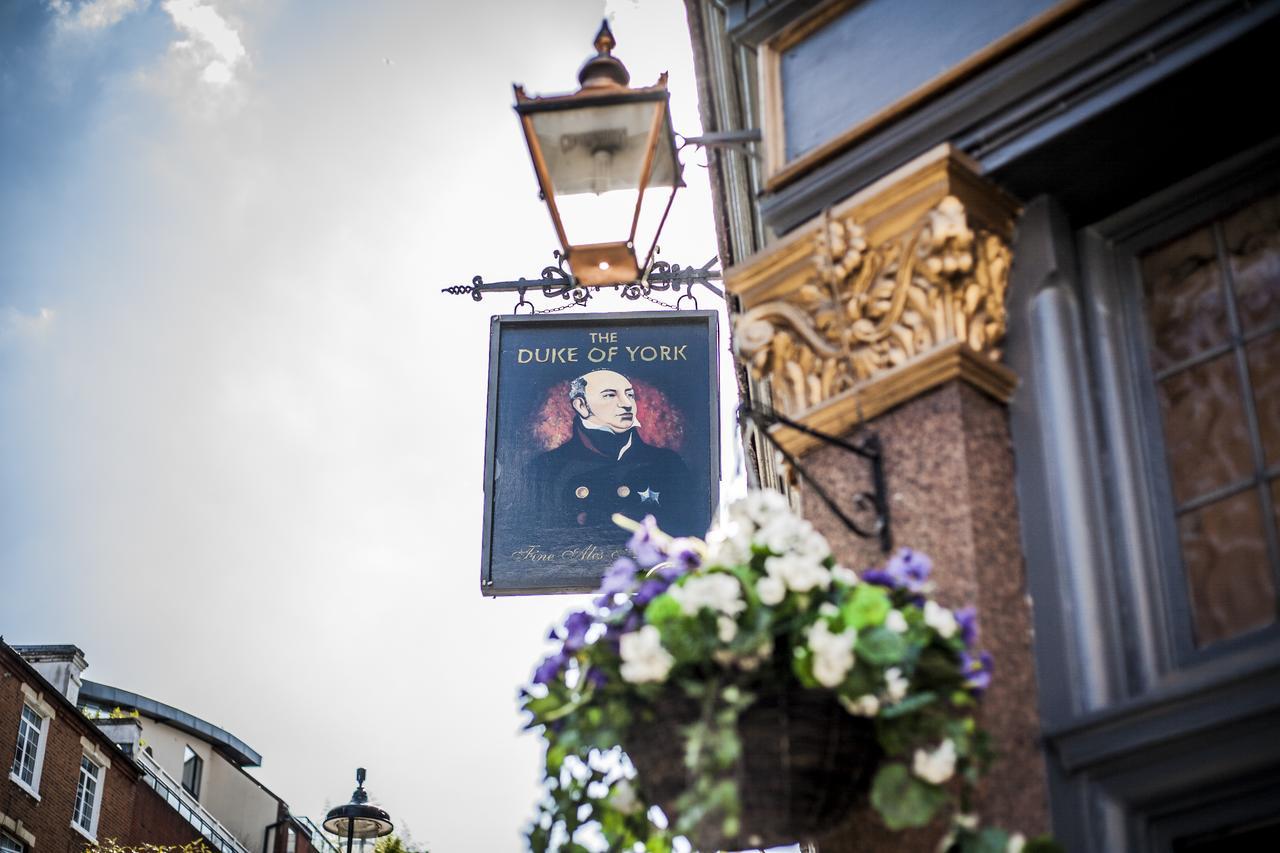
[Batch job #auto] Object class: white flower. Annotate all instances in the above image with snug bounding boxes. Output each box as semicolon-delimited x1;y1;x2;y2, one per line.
955;814;978;831
839;694;880;717
831;564;859;586
757;575;786;605
1006;833;1026;853
764;552;831;593
924;600;958;639
885;609;908;633
819;602;839;617
885;667;909;703
808;620;857;688
912;739;957;785
705;517;752;567
619;625;674;684
610;779;641;815
717;615;738;643
669;573;746;617
735;489;790;528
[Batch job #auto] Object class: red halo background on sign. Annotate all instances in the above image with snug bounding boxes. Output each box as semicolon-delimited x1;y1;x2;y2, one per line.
532;378;686;452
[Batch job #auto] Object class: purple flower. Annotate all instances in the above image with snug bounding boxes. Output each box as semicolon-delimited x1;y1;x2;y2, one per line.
563;611;593;652
961;650;993;693
656;562;687;583
603;611;643;646
533;650;568;685
585;667;608;688
633;578;668;608
861;569;899;589
956;606;978;647
669;541;702;573
627;516;668;568
596;558;639;605
885;548;932;593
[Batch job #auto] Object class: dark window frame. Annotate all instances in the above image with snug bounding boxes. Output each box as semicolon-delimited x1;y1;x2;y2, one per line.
1081;141;1280;673
182;744;203;800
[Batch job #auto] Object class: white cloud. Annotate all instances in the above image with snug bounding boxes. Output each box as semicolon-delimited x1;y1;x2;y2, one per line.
0;307;56;346
162;0;247;87
52;0;149;31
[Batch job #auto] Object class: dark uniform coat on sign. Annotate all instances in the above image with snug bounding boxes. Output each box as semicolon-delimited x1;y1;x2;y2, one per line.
531;419;696;535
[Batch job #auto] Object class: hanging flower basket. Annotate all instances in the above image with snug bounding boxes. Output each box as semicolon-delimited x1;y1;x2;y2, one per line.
626;686;879;850
521;491;1060;853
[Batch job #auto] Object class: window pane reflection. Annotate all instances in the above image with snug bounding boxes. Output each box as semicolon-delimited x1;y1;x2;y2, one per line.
1247;332;1280;468
1224;190;1280;334
1142;224;1228;371
1157;354;1251;504
1177;489;1274;645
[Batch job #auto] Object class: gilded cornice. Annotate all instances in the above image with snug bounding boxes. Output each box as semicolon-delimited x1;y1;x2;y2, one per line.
727;145;1021;453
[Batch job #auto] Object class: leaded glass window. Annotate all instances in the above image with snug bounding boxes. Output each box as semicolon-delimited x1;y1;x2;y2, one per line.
1140;190;1280;647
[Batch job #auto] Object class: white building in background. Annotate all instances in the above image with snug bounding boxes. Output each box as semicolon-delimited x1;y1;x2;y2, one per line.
15;645;338;853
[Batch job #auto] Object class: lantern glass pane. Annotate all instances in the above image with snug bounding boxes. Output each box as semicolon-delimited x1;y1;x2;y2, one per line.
528;100;677;196
554;184;674;261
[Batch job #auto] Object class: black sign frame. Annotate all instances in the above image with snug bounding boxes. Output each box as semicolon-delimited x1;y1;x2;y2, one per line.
480;310;721;596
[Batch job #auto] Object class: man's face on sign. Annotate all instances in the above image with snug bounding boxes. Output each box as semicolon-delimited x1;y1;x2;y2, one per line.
574;370;637;433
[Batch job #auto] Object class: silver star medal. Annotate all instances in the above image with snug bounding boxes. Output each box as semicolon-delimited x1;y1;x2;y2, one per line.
639;487;660;505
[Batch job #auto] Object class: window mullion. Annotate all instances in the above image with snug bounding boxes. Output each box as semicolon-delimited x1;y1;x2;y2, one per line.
1213;221;1280;598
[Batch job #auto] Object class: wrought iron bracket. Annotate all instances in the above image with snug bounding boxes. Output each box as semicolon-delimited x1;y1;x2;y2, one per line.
740;402;893;554
678;129;762;151
442;252;724;312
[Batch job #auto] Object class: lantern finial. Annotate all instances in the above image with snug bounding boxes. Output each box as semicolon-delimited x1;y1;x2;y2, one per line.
578;19;630;88
593;19;616;55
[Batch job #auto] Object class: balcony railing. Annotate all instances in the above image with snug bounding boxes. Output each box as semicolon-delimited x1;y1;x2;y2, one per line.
136;749;252;853
294;816;341;853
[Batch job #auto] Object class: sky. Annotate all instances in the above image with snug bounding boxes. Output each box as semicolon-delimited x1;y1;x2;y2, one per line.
0;1;737;849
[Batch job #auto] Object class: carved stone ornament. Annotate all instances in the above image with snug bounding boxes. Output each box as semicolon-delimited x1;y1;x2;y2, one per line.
735;194;1012;415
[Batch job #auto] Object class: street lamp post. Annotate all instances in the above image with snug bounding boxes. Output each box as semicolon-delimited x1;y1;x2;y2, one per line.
323;768;394;853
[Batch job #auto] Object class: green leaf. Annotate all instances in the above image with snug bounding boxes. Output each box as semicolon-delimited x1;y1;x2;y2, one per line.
856;626;906;665
1025;837;1066;853
843;583;891;629
869;763;947;830
960;828;1010;853
878;690;936;719
644;593;681;625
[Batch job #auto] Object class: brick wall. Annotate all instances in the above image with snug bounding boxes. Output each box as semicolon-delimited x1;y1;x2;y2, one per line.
1;648;200;853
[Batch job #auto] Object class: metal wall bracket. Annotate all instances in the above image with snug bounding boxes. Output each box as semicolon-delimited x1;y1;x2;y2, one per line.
741;402;893;554
442;252;724;313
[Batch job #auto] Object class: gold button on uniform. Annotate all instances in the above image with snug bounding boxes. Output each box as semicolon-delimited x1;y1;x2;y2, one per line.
616;486;631;498
575;486;590;499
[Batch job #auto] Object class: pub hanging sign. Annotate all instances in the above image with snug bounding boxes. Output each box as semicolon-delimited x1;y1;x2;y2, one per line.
480;310;720;595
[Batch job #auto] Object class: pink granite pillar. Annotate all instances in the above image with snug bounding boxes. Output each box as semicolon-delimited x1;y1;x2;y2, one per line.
798;380;1049;850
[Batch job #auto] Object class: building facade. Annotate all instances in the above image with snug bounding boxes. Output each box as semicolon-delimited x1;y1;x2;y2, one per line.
683;0;1280;849
3;643;335;853
2;642;197;853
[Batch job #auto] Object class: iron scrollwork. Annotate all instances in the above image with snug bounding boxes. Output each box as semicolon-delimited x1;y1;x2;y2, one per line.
741;402;892;554
442;252;724;311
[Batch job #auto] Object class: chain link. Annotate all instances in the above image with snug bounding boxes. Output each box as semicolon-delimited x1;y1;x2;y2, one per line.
642;293;678;309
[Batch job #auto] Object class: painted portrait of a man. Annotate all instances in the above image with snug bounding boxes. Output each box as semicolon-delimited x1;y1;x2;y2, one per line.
531;368;695;533
482;311;718;595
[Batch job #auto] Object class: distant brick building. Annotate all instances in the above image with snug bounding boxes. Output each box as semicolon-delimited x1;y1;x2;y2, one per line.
2;642;333;853
2;640;196;853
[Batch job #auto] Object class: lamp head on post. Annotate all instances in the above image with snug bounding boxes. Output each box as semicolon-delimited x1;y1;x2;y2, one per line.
514;19;685;287
323;768;394;846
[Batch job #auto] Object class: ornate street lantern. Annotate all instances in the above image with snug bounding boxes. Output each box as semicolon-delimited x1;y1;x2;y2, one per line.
514;20;684;287
323;768;393;853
